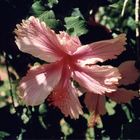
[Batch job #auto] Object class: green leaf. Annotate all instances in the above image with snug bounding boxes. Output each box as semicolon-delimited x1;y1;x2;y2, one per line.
39;103;47;114
122;104;133;122
16;129;26;140
86;127;95;140
47;0;58;8
39;10;60;29
127;17;136;30
71;8;84;18
64;16;88;36
21;108;31;124
106;101;116;116
64;8;88;36
0;131;10;140
60;119;73;137
38;116;47;129
31;1;45;16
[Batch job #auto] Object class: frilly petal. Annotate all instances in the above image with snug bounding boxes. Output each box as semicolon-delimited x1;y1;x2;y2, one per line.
107;88;139;103
73;64;121;95
74;34;126;64
57;31;81;54
84;93;106;115
118;61;139;85
48;66;83;119
19;62;62;106
15;16;64;62
84;93;106;127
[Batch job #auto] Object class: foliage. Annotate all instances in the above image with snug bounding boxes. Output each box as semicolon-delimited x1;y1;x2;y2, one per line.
64;8;88;36
0;131;10;140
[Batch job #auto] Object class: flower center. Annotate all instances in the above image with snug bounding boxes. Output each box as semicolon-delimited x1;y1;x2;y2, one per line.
62;54;76;70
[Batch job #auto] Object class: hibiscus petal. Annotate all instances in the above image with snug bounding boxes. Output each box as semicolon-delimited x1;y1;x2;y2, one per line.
84;92;106;115
73;64;121;94
107;88;139;103
73;34;126;64
49;84;83;119
48;65;83;119
84;93;106;127
57;31;81;54
19;62;62;106
15;16;64;62
118;61;139;85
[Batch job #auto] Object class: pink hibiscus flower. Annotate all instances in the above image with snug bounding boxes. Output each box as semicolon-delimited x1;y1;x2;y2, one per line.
85;60;139;126
15;16;126;119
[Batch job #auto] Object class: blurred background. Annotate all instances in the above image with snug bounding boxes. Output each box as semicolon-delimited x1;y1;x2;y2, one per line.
0;0;140;139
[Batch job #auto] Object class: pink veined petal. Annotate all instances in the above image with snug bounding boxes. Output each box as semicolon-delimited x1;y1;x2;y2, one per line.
73;64;121;95
84;93;106;127
48;65;83;119
73;34;126;64
118;61;139;85
19;62;62;106
107;88;139;103
56;31;81;54
15;16;64;62
84;92;106;115
49;83;83;119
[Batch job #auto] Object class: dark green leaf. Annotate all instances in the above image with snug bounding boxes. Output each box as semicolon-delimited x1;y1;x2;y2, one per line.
64;8;88;36
31;1;45;16
65;16;88;36
39;10;60;29
47;0;58;8
39;103;47;114
0;131;10;140
127;17;136;30
71;8;84;18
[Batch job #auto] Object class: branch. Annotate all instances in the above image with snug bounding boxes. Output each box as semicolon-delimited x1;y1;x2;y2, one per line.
3;52;16;108
135;0;140;93
135;0;140;64
121;0;129;17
